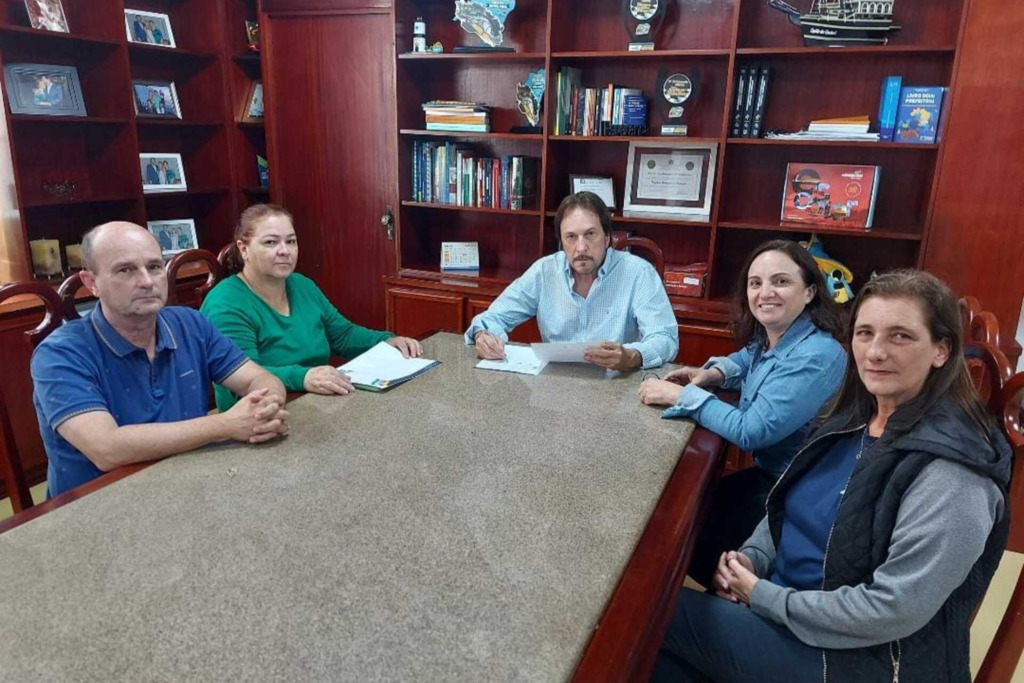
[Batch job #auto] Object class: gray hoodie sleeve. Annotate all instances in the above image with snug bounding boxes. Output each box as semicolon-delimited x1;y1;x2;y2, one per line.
739;516;776;578
748;458;1003;649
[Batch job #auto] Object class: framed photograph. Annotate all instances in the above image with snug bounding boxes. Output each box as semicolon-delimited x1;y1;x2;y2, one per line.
147;220;198;257
570;175;616;210
132;80;181;119
25;0;68;32
242;81;264;122
140;153;187;193
623;141;717;221
124;9;176;48
3;63;86;116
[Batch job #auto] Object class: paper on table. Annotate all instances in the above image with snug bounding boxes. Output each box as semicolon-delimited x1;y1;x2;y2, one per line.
337;341;439;390
475;344;548;375
531;341;598;363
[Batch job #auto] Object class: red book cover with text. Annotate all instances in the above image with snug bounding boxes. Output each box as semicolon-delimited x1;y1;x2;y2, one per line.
780;163;881;229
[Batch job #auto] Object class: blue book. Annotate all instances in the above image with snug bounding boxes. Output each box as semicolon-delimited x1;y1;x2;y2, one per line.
894;86;944;144
623;94;648;126
877;75;902;142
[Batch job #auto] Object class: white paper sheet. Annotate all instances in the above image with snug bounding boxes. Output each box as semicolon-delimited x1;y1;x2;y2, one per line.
474;344;548;375
338;341;438;389
530;341;597;363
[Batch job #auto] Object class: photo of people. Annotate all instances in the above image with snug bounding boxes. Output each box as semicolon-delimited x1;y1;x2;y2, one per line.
140;153;187;193
147;220;198;257
132;80;181;119
3;63;86;116
25;0;69;32
124;9;176;48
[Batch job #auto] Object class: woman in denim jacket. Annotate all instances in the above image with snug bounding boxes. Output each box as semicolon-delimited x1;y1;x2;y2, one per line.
639;239;846;587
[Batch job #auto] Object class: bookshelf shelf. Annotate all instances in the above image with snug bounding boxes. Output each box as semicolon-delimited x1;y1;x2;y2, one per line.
128;44;217;62
549;136;722;144
0;25;121;49
398;52;547;61
22;193;140;209
544;211;713;229
727;138;940;150
237;121;265;129
552;49;732;59
735;45;957;56
401;201;540;216
136;119;224;128
232;53;261;65
400;129;543;141
242;186;270;194
11;115;130;125
717;221;923;241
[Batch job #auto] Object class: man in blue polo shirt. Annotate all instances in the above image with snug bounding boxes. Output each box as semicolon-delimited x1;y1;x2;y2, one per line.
31;222;289;498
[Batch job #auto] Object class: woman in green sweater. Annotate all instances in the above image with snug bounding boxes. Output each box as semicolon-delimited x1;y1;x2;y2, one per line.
201;203;421;410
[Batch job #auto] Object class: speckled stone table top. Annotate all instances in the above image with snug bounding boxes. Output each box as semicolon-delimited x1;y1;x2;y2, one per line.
0;333;694;682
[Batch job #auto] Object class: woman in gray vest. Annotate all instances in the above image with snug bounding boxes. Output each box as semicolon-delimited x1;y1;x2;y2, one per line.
652;269;1011;683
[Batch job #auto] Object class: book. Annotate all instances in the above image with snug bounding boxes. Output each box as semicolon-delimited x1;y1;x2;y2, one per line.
780;162;881;230
337;341;440;392
426;122;491;132
877;75;902;141
894;86;944;144
731;66;748;137
750;66;772;139
740;66;759;137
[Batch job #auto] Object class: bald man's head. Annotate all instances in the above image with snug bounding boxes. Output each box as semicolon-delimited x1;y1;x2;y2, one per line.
81;222;159;273
79;221;168;321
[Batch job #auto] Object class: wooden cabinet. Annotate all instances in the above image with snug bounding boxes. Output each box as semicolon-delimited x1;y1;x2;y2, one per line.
386;287;464;339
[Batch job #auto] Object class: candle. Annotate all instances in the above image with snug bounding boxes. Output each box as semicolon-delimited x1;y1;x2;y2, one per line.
30;239;62;277
66;243;84;270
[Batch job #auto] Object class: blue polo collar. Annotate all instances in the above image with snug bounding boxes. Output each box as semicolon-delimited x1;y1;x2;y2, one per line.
90;302;179;358
763;312;817;359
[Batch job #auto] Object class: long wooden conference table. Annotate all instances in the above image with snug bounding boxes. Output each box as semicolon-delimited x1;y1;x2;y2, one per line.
0;333;724;682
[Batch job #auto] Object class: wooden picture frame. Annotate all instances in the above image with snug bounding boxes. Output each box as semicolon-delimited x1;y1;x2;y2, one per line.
140;153;187;194
147;219;198;257
3;63;86;116
242;80;264;122
570;175;616;210
24;0;68;32
623;141;717;221
131;80;182;119
124;9;176;48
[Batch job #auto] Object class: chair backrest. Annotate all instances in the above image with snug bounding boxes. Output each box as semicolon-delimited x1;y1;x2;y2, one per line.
959;296;1001;346
56;271;90;321
974;372;1024;683
964;341;1013;412
959;295;981;333
0;281;67;513
166;249;224;306
216;242;234;272
611;232;665;278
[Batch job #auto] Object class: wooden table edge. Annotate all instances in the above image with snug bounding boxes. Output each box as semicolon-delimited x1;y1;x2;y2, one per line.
571;426;726;682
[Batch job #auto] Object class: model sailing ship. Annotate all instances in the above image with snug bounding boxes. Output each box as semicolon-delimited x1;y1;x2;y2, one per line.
768;0;901;46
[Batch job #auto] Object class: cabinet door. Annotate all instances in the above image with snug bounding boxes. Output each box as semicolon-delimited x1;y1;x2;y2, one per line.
263;9;396;329
466;297;541;343
387;288;464;339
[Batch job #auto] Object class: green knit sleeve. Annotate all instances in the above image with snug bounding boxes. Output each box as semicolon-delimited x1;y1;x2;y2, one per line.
297;275;394;361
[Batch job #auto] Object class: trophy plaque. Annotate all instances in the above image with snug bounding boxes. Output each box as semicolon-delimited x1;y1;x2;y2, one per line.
512;68;545;133
453;0;516;49
623;0;666;51
658;70;698;136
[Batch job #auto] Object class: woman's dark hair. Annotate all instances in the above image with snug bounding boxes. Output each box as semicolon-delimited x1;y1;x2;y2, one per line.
553;192;612;239
223;203;293;273
823;269;993;437
730;239;845;347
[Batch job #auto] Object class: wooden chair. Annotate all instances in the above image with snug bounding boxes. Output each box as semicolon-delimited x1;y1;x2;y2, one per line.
57;271;90;321
216;242;234;272
166;249;224;306
0;281;67;512
964;341;1014;412
611;231;665;279
974;372;1024;683
959;296;1001;346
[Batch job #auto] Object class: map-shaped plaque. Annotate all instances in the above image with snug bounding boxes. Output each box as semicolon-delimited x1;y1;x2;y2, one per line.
453;0;516;47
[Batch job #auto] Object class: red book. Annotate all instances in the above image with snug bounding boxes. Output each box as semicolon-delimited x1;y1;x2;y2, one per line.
780;163;881;230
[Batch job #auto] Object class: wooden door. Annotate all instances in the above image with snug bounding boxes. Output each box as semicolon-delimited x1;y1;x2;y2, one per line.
262;8;397;329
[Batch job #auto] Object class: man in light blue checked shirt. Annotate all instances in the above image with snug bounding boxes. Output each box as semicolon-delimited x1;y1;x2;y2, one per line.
465;192;678;371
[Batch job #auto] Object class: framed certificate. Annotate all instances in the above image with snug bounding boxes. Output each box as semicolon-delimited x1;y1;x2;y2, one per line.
623;141;717;220
570;175;616;210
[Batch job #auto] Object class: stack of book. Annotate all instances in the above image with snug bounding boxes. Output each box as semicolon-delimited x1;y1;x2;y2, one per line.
422;100;491;133
766;115;880;142
730;65;772;138
411;141;538;210
553;67;649;136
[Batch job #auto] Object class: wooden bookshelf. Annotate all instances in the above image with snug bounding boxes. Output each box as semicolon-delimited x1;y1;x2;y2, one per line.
386;0;969;360
0;0;270;282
